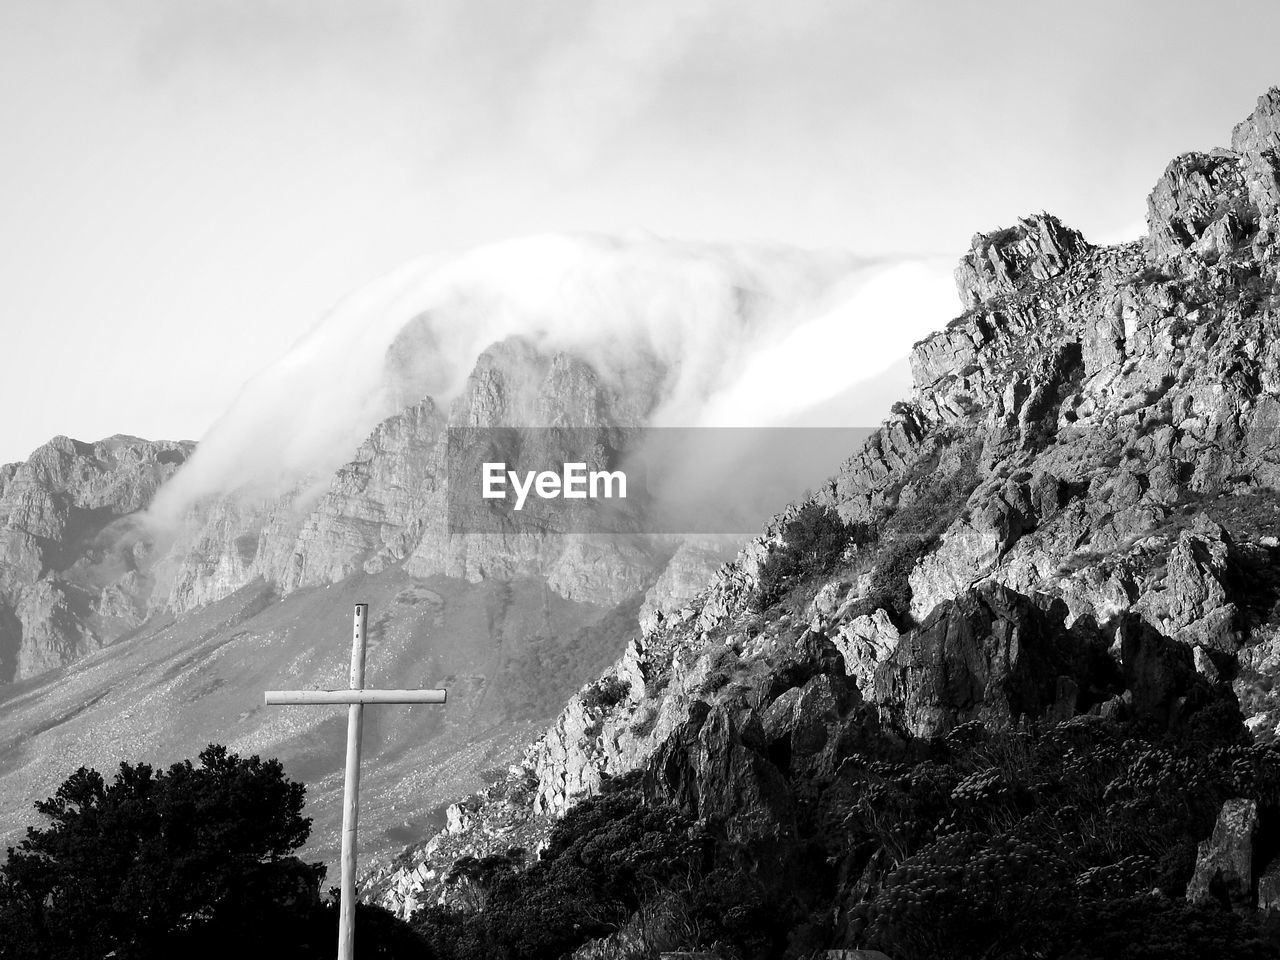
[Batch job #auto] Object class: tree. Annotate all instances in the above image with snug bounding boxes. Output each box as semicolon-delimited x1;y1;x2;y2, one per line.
0;744;327;960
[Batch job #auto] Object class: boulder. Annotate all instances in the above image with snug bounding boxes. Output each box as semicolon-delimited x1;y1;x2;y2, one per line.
830;610;900;698
907;522;1003;623
646;702;795;838
1258;857;1280;914
872;583;1099;738
1116;617;1199;726
1186;798;1258;909
761;672;860;778
1136;517;1239;651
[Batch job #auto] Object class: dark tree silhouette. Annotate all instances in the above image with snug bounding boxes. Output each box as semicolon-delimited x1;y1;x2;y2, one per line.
0;744;426;960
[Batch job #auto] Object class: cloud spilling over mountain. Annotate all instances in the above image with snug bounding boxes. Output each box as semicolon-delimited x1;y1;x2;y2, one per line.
151;234;954;520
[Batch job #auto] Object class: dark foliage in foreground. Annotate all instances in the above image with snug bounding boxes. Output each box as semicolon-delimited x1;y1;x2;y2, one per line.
0;744;427;960
412;708;1280;960
414;776;709;959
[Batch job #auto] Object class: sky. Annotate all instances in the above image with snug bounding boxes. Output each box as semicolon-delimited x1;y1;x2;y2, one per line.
4;0;1280;465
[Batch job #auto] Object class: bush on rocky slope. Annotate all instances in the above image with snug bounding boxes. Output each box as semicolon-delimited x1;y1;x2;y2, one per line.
753;503;865;611
412;774;709;959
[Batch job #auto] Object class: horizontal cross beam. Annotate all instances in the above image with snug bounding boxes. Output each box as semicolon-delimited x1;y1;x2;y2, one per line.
264;689;447;706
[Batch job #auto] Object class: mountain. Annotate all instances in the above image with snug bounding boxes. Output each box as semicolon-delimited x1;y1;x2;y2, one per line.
360;88;1280;958
0;340;696;872
0;435;194;680
0;239;922;876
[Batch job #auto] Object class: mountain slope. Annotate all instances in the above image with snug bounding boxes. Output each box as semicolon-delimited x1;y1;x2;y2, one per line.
0;566;639;874
364;88;1280;959
3;243;915;879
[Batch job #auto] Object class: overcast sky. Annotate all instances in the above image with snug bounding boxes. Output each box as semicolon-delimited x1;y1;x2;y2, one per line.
3;0;1280;464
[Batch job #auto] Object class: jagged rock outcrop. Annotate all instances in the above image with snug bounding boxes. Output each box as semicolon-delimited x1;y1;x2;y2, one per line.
1146;89;1280;267
639;538;738;635
1233;88;1280;232
647;702;796;838
828;609;899;699
1135;516;1240;650
870;583;1105;738
1146;151;1252;263
954;213;1092;309
1187;798;1258;909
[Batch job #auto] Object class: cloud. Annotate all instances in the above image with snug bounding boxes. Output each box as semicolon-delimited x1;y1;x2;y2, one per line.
149;233;957;522
691;258;957;427
520;1;723;171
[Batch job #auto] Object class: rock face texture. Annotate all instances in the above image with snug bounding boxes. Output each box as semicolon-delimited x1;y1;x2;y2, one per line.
1187;798;1259;909
162;336;675;618
0;435;193;681
870;583;1098;738
362;89;1280;946
3;333;728;688
954;213;1092;309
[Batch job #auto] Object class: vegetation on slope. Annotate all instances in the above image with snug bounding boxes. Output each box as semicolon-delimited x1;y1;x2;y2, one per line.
410;708;1280;960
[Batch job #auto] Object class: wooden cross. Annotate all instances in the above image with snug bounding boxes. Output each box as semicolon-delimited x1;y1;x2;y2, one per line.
265;602;447;960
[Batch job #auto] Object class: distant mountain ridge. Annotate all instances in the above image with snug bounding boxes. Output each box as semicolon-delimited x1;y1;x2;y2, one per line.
0;236;899;685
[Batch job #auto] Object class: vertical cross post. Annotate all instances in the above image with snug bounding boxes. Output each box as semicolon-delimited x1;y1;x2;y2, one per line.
264;602;447;960
338;602;367;960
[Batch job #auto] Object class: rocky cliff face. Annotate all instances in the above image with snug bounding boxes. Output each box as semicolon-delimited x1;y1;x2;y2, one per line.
0;330;724;688
0;435;193;681
364;89;1280;947
163;336;679;619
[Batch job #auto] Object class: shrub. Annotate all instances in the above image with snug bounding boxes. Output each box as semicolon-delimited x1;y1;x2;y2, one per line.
841;719;1280;960
755;502;860;609
631;702;659;738
581;675;631;711
0;744;429;960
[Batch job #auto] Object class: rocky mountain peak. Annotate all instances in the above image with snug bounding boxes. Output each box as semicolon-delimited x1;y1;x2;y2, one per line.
1148;86;1280;264
953;212;1093;310
1231;85;1280;156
